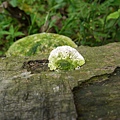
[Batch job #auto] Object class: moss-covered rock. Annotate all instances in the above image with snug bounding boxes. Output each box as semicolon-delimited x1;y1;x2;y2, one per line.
1;42;120;119
6;33;77;57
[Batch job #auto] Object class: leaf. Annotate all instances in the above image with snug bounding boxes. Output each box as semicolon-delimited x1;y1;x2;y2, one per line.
112;0;120;5
94;32;108;37
10;0;18;7
55;0;64;3
105;20;115;29
9;25;14;35
14;32;24;37
107;9;120;21
0;31;10;35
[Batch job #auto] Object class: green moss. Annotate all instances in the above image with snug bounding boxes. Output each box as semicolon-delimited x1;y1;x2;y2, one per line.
56;59;74;70
6;33;77;57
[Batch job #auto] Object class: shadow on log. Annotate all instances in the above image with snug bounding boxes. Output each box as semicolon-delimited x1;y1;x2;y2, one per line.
73;67;120;120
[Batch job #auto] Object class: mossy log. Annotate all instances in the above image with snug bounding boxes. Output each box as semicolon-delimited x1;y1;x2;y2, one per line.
73;67;120;120
0;42;120;120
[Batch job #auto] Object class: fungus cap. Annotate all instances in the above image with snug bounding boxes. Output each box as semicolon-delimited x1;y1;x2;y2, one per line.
48;46;85;70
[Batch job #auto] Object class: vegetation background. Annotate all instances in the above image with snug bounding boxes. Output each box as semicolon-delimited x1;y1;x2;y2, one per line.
0;0;120;56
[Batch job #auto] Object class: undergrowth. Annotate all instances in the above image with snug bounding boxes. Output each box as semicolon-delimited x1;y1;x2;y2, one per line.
0;0;120;55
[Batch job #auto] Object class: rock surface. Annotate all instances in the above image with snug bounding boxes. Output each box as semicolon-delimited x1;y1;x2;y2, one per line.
0;42;120;120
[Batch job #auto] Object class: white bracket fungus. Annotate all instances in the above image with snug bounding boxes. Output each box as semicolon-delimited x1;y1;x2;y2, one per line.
48;46;85;71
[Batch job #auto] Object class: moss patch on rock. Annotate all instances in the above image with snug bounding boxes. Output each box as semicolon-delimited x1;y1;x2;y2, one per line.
6;33;77;57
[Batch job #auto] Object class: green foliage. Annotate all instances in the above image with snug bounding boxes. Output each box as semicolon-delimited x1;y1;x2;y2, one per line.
1;25;24;43
63;0;120;46
0;15;24;55
0;0;120;55
107;9;120;20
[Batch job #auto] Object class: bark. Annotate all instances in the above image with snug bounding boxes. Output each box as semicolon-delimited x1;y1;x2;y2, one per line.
73;67;120;120
0;42;120;120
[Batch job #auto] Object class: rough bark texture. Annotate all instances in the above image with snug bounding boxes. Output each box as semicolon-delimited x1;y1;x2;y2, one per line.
0;56;77;120
73;67;120;120
0;42;120;120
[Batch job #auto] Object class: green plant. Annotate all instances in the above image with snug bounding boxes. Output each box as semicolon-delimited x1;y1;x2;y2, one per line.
0;13;24;55
107;9;120;20
1;25;24;44
61;0;120;46
0;0;120;56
